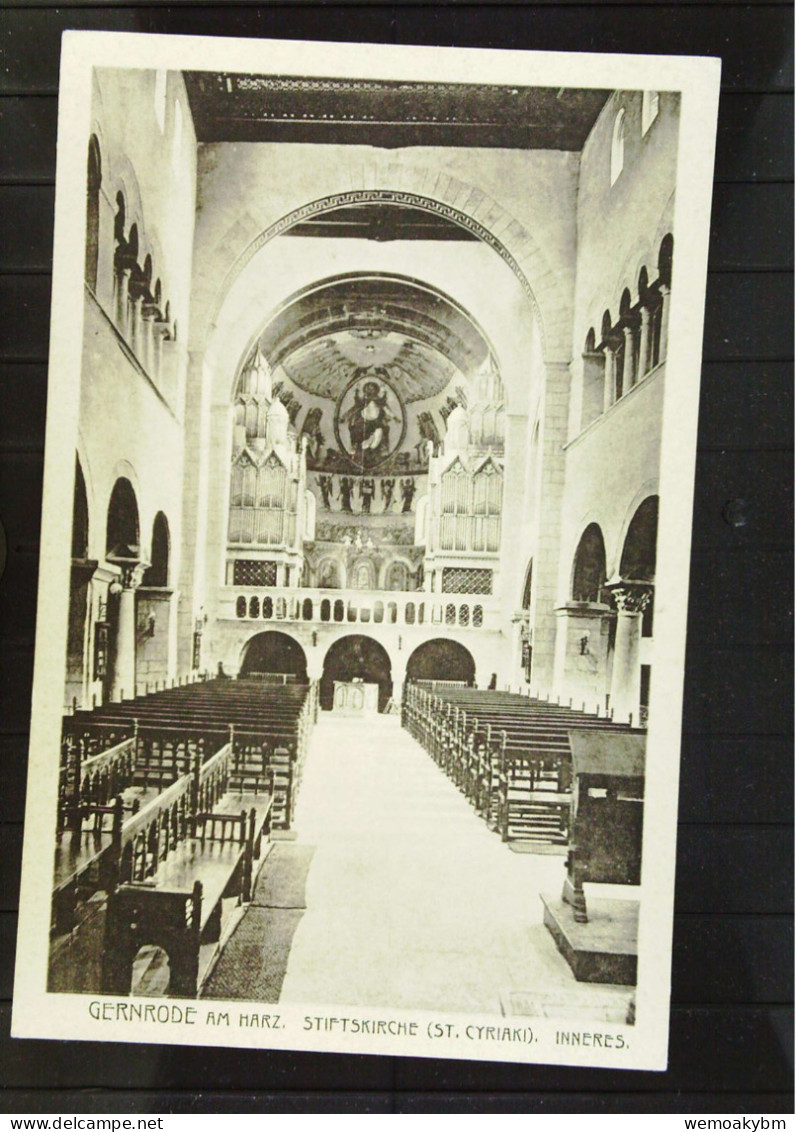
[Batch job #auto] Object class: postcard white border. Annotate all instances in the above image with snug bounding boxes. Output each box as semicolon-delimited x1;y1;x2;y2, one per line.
11;31;721;1071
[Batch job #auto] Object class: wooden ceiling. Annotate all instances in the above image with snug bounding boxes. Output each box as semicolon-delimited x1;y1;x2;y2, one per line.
183;72;609;151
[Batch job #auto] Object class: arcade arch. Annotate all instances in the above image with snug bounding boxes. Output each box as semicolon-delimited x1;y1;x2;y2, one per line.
406;639;476;686
571;523;607;604
106;477;140;559
239;630;308;681
320;635;393;712
619;494;659;636
143;511;170;587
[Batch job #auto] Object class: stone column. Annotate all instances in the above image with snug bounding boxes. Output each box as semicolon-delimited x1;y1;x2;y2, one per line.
659;284;671;363
623;323;637;390
602;344;617;412
606;581;653;725
638;305;652;378
109;561;147;701
141;308;157;376
113;268;131;337
129;295;143;360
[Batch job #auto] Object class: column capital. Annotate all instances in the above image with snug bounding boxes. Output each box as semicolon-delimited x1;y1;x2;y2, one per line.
108;557;148;591
605;577;653;614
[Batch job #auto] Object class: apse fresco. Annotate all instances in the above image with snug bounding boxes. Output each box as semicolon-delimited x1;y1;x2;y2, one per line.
334;372;406;471
277;338;471;478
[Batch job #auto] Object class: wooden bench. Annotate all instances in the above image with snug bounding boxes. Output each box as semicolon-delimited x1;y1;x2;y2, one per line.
403;684;639;848
99;743;273;997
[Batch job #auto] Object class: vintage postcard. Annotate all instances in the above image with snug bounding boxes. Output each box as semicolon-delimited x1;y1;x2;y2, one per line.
12;32;720;1069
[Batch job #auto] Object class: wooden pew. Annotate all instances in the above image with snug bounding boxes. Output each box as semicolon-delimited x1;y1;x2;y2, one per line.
402;683;639;848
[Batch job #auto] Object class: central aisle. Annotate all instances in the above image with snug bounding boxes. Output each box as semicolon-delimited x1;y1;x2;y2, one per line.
277;711;572;1014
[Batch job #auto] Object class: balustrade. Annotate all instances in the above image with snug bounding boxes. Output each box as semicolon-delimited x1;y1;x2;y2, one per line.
221;585;495;630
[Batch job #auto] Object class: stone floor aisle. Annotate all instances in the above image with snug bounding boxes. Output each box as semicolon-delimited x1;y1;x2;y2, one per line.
277;712;585;1015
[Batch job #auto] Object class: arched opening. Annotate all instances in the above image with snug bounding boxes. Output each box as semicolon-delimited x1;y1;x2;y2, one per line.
572;523;607;603
239;631;308;681
320;635;393;712
519;558;533;683
406;639;476;686
106;477;140;559
72;458;89;559
130;944;171;997
620;495;659;636
66;457;93;706
521;559;533;611
658;233;674;289
85;135;102;292
143;512;169;587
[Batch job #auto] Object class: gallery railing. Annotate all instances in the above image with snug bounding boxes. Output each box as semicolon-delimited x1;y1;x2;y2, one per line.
218;586;500;631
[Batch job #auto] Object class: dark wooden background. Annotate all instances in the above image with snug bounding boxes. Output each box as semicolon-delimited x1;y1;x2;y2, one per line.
0;1;792;1114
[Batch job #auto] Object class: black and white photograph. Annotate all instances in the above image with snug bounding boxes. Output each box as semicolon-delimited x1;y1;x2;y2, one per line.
11;32;721;1071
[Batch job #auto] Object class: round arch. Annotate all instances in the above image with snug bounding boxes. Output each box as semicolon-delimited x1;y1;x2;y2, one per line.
228;269;499;406
106;477;140;558
619;495;659;637
72;457;90;559
239;630;308;681
619;495;659;581
143;511;170;587
85;135;102;291
406;639;476;686
320;634;392;712
205;186;562;360
571;523;607;603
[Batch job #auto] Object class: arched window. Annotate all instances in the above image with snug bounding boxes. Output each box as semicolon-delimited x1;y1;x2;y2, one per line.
248;597;260;619
610;108;626;185
236;596;246;619
521;560;533;611
620;496;659;637
641;91;660;135
106;478;139;559
572;524;607;603
143;512;169;587
658;233;674;290
72;458;89;559
85;136;101;292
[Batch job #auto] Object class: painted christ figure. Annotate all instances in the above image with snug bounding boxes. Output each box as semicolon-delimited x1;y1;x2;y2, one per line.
345;379;398;468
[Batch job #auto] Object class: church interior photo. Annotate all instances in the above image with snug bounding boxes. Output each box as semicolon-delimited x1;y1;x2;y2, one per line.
48;61;678;1021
